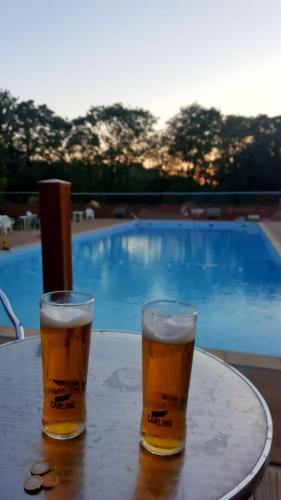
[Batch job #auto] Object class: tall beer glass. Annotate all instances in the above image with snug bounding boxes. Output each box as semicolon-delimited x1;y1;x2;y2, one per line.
140;300;197;455
40;291;93;440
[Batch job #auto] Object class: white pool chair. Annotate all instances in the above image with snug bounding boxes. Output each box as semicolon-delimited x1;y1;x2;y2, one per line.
0;215;14;234
85;208;95;220
247;214;260;222
191;208;205;217
0;290;25;340
26;211;39;228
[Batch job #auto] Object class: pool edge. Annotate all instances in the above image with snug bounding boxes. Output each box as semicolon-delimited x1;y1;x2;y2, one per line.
259;222;281;258
205;347;281;370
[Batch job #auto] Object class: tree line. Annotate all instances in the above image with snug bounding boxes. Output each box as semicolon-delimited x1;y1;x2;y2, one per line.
0;89;281;194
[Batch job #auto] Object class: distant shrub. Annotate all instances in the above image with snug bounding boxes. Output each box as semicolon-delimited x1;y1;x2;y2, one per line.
27;195;38;205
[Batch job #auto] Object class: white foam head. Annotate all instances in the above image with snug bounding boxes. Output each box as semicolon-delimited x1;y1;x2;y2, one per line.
143;309;196;344
41;304;92;329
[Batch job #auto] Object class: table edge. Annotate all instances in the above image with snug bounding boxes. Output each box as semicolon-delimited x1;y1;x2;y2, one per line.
196;347;273;500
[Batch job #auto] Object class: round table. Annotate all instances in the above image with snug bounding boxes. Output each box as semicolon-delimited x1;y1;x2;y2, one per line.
0;331;272;499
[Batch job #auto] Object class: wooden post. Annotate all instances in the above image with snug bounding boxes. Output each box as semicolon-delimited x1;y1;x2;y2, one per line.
38;179;73;293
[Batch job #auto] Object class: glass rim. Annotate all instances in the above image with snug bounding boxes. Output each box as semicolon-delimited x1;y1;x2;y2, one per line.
40;290;94;307
142;299;197;318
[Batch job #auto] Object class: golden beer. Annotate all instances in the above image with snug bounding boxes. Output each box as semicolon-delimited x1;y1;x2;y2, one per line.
140;300;197;455
40;291;93;440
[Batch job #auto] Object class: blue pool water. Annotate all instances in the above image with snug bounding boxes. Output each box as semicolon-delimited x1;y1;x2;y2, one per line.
0;221;281;356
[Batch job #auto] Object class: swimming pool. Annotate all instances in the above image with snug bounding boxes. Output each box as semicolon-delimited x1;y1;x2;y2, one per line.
0;221;281;356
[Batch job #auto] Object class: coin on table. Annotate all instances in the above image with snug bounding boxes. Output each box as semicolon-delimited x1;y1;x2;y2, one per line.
23;475;43;493
42;471;60;489
31;460;50;475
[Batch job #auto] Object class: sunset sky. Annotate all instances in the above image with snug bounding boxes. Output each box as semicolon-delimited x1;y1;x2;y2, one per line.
1;0;281;125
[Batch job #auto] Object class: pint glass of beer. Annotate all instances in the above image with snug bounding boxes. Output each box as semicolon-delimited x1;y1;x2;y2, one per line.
40;291;93;440
140;300;197;455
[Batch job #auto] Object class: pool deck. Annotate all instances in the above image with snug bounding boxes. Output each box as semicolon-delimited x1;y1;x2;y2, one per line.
1;218;281;479
2;218;281;253
0;218;129;250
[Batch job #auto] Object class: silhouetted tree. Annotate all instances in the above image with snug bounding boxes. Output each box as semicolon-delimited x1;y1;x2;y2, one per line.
165;104;223;185
1;89;281;194
13;100;70;165
84;103;157;167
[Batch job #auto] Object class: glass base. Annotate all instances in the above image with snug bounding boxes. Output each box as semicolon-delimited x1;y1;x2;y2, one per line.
140;437;185;456
42;422;86;440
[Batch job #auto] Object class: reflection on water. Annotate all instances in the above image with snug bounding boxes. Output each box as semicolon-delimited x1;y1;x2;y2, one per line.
72;226;281;355
74;226;281;280
0;224;280;355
